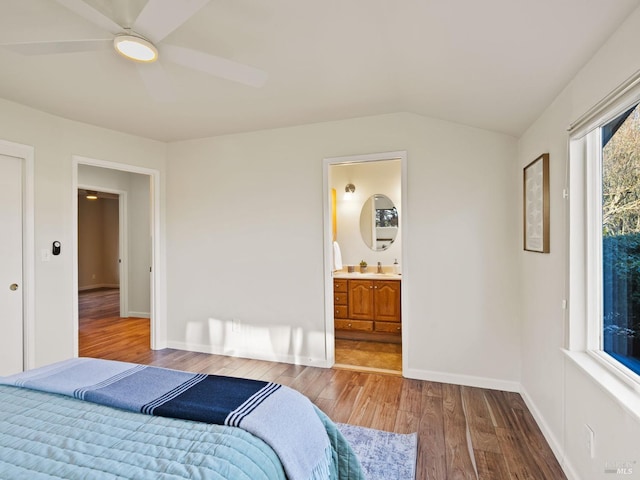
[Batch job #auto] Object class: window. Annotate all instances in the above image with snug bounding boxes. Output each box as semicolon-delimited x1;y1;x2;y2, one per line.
574;94;640;383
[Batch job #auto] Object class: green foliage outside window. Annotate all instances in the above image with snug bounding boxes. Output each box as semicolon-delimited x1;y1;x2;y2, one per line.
602;105;640;373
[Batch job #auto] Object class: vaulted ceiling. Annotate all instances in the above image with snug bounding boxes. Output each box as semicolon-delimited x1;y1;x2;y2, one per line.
0;0;638;141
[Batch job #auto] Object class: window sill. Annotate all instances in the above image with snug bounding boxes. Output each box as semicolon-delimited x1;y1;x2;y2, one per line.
563;349;640;423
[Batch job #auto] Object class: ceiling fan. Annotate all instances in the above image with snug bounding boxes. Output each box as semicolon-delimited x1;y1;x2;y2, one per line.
0;0;268;100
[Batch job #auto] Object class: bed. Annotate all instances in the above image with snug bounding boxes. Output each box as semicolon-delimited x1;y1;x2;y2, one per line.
0;358;364;480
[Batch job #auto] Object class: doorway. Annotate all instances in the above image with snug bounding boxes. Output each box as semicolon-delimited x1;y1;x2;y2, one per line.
77;187;125;320
72;156;162;356
323;151;407;374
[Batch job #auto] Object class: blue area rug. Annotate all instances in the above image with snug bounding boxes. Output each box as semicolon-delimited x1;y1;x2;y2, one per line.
337;423;418;480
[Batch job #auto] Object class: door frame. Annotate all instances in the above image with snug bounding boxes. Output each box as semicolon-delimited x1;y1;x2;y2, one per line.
322;150;408;371
77;185;128;317
72;155;164;353
0;139;35;371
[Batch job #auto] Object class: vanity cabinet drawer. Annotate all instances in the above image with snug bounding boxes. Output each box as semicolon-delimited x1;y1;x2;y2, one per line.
333;280;348;293
375;321;402;334
334;305;348;319
335;319;373;332
334;293;348;305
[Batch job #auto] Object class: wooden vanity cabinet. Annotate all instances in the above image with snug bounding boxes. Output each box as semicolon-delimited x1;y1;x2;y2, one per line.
333;279;348;320
334;279;373;332
348;280;401;322
347;280;374;320
334;278;401;340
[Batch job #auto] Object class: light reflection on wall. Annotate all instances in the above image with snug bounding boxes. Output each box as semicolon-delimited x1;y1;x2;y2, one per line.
181;318;326;366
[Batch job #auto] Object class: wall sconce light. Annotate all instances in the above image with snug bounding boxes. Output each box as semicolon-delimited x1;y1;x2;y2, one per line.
86;191;98;200
344;183;356;200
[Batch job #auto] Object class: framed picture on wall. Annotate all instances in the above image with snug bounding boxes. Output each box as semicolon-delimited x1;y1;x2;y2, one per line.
523;153;550;253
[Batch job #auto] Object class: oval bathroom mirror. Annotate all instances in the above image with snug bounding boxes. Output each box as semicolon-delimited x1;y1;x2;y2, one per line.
359;194;398;251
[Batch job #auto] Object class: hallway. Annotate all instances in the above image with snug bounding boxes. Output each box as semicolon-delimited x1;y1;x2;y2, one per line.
79;288;150;361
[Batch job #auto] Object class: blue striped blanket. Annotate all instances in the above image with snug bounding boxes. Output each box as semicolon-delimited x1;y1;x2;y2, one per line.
0;358;333;480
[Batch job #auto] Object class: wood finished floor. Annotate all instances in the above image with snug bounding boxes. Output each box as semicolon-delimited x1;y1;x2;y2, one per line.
335;338;402;373
79;287;121;320
79;289;566;480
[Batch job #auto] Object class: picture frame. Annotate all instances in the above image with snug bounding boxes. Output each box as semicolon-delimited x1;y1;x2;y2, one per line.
523;153;550;253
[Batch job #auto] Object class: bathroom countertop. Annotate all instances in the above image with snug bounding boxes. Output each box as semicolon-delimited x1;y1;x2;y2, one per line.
333;272;402;281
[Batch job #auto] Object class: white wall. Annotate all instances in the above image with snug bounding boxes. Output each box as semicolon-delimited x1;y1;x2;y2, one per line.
0;97;166;368
166;112;520;387
330;160;402;268
78;195;119;289
102;198;119;285
129;173;152;317
518;6;640;478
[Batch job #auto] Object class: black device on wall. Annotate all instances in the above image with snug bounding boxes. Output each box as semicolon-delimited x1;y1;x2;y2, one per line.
52;241;61;256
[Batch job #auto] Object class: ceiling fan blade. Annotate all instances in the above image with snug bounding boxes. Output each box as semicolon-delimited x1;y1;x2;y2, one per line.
0;39;110;56
162;44;268;88
133;0;210;44
136;62;176;102
55;0;123;33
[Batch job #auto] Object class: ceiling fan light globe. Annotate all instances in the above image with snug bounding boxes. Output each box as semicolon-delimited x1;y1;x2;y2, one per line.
114;35;158;63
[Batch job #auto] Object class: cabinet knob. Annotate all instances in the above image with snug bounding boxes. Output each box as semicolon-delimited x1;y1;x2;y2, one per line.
369;285;373;289
397;327;401;331
374;286;378;289
348;323;352;327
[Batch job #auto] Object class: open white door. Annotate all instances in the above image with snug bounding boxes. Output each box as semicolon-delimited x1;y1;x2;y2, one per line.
0;154;23;375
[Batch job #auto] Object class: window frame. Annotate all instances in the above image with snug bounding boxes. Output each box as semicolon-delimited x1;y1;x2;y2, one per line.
570;90;640;390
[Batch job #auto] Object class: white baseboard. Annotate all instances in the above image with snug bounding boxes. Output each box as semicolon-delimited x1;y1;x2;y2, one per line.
166;341;331;369
128;311;150;318
402;367;520;392
519;386;580;480
78;283;119;291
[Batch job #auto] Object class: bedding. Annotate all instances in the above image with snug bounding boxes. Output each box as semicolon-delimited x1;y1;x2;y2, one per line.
0;358;364;480
0;385;285;479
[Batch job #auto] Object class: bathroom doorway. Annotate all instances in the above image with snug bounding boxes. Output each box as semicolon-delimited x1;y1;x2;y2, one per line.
323;151;407;374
